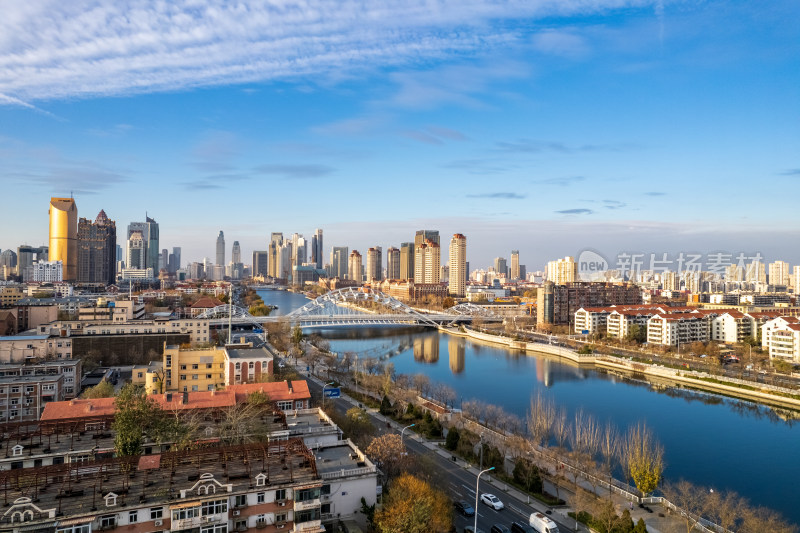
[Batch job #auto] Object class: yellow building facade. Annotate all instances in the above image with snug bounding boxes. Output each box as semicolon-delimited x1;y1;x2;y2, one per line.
163;344;227;393
48;197;78;281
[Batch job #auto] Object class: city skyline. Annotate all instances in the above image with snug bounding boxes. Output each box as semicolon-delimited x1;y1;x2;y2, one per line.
1;1;799;267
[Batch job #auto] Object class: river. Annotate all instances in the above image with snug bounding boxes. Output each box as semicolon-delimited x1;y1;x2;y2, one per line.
257;289;799;525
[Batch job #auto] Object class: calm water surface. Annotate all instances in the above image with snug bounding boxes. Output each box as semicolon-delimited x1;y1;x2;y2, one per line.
258;289;799;524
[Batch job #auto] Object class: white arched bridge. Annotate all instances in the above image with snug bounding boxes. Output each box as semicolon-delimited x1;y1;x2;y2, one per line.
199;287;502;329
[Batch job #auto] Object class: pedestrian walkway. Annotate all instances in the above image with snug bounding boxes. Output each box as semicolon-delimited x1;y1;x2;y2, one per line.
304;368;683;533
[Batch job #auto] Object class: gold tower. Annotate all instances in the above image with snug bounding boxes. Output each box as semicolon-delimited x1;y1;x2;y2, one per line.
49;197;78;281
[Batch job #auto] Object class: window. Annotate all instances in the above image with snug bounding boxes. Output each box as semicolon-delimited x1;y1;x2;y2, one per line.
192;374;198;380
11;445;23;457
200;525;228;533
206;363;212;369
100;516;117;529
172;507;199;521
275;489;287;501
137;372;143;378
56;525;90;533
277;400;292;411
180;364;187;370
192;385;198;392
11;387;19;393
128;510;138;523
180;375;187;381
275;512;288;523
192;364;198;370
234;494;247;507
257;492;265;504
295;509;321;524
201;499;227;516
206;374;212;379
295;487;320;502
104;493;118;506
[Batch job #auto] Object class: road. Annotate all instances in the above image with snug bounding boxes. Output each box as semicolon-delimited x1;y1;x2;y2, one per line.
305;376;583;533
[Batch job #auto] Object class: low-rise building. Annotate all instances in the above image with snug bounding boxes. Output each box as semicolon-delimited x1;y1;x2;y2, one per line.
0;359;81;399
647;313;710;347
0;334;73;363
709;311;754;343
761;317;800;362
0;374;65;422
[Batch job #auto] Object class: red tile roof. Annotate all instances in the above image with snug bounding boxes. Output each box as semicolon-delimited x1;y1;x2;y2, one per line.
41;397;117;421
191;297;223;309
152;390;236;410
228;381;311;403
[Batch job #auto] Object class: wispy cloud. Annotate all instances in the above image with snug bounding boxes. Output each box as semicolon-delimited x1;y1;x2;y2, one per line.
0;1;649;103
532;29;590;59
467;192;526;199
556;208;593;215
779;169;800;176
403;125;469;145
536;176;586;186
87;123;133;138
253;164;336;179
644;191;666;196
603;200;626;210
191;131;242;172
444;159;511;175
0;92;61;119
497;139;639;153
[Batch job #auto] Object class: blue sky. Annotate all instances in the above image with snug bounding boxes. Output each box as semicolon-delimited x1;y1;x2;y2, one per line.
1;0;798;270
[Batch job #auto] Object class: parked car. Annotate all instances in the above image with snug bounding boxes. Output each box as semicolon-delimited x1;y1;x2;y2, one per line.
490;525;511;533
481;493;504;510
454;500;476;516
464;527;486;533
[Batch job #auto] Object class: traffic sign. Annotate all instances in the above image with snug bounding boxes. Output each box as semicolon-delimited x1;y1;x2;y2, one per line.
581;330;589;335
323;388;341;398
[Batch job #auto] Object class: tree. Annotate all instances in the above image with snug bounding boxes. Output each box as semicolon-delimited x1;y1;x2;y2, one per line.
442;297;455;309
366;434;411;482
528;391;555;449
622;423;663;497
81;380;115;399
663;480;705;533
444;426;460;451
374;473;453;533
291;326;303;349
112;384;162;456
626;324;646;343
248;304;272;316
512;457;542;493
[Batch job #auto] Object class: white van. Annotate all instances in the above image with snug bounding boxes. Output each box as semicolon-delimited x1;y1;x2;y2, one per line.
529;512;560;533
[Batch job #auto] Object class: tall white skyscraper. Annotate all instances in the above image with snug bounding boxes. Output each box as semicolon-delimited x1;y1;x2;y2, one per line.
449;234;467;297
349;250;363;282
768;260;790;287
366;247;382;281
510;250;520;280
311;228;323;269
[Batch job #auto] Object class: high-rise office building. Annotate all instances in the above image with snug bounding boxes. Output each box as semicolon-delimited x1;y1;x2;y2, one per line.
253;251;269;278
349;250;363;283
232;241;241;264
127;217;159;272
277;241;293;281
330;247;348;279
0;250;17;271
311;229;323;269
768;261;790;287
386;247;400;279
48;197;78;281
292;235;307;267
159;248;169;271
510;250;520;280
414;240;441;284
216;231;225;266
127;231;146;270
494;257;507;278
77;209;117;285
366;247;382;282
399;242;414;280
268;233;283;278
449;234;467;297
168;247;181;273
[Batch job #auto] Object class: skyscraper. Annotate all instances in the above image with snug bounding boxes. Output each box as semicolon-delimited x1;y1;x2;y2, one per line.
311;229;323;269
366;247;382;282
399;242;414;280
216;231;225;266
17;245;48;282
349;250;363;283
160;248;169;271
48;197;78;281
127;216;159;272
168;247;181;273
494;257;507;278
77;209;117;285
449;234;467;297
127;231;146;269
330;247;348;279
768;261;790;287
546;256;578;284
232;241;241;264
414;240;440;284
510;250;520;280
252;251;269;278
386;247;400;279
268;233;283;278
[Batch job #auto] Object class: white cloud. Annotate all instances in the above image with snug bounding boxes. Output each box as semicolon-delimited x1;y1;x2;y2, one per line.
0;0;658;103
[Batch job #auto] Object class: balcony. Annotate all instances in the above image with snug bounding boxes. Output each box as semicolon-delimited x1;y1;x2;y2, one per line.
293;498;320;512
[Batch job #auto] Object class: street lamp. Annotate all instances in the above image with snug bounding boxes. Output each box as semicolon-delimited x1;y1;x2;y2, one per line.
474;467;495;533
322;381;335;411
401;423;415;446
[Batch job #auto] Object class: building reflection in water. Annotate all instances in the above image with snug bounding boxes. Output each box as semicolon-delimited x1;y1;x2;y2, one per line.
413;335;439;363
448;336;465;374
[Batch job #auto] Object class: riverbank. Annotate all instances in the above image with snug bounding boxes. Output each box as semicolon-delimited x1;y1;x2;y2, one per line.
441;325;800;412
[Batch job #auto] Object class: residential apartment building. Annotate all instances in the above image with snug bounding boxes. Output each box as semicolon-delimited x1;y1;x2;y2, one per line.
414;240;440;284
0;334;73;363
761;317;800;362
348;250;362;283
365;247;382;282
0;387;377;532
0;359;81;400
539;282;643;326
399;242;414;280
646;313;710;347
546;256;577;285
0;374;65;422
163;344;227;392
386;247;400;280
709;311;754;343
448;234;467;297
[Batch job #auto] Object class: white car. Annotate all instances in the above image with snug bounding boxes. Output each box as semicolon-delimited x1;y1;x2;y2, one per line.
480;493;504;510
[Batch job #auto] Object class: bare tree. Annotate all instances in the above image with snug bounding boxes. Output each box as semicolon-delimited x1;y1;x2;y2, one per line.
412;374;431;397
598;421;620;484
570;409;600;490
528;391;556;449
663;480;705;533
552;407;570;455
